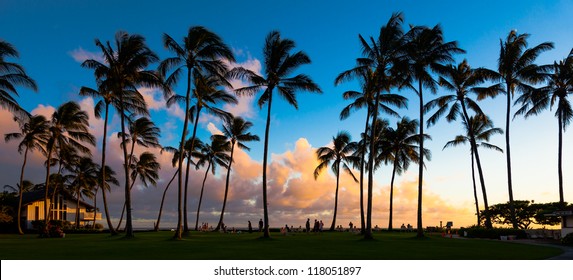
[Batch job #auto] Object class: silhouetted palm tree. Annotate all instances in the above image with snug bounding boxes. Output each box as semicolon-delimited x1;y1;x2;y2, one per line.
381;117;427;230
5;115;49;234
516;48;573;203
83;31;164;237
79;81;145;235
404;23;464;237
69;157;98;229
154;145;180;231
214;116;259;231
193;138;229;230
0;40;38;118
336;66;407;234
43;101;95;223
476;30;553;228
229;31;322;238
443;115;503;226
159;26;235;239
314;131;358;231
92;165;119;229
425;60;498;228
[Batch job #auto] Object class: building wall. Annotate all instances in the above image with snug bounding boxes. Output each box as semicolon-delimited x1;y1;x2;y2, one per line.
22;196;100;229
563;216;573;237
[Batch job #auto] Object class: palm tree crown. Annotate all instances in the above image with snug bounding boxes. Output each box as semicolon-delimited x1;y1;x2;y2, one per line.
0;40;38;118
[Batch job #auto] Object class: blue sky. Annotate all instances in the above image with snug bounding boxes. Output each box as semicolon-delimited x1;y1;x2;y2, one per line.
1;0;572;229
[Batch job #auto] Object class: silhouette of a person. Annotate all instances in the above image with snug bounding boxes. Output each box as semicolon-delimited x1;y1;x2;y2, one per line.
248;221;252;233
258;219;263;232
306;218;311;233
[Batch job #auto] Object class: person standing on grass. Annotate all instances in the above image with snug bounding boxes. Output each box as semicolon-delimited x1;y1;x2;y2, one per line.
306;218;311;233
349;221;353;232
248;221;252;233
259;219;263;232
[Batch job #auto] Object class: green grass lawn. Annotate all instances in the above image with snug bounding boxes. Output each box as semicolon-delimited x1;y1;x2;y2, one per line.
0;231;563;260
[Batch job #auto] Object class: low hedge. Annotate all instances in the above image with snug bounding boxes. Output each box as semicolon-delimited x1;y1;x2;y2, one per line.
460;227;527;239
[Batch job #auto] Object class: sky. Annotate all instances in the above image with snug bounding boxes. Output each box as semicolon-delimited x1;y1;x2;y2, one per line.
1;0;573;230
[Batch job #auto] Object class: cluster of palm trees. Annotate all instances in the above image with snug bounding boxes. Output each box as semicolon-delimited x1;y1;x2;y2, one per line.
2;12;572;240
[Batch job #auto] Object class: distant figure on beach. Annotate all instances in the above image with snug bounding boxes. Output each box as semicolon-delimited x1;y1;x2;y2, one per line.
248;221;252;233
407;224;412;232
319;220;324;232
306;218;311;233
401;223;406;232
259;219;263;232
349;221;353;232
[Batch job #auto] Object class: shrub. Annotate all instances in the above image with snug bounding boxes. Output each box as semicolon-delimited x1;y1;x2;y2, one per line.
464;226;526;239
562;233;573;246
94;223;104;230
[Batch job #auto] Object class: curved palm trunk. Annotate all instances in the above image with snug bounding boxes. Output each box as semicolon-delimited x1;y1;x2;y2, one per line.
91;188;98;229
558;113;564;203
183;106;202;235
505;85;517;229
470;151;480;226
195;162;212;231
330;161;341;231
17;147;29;235
155;169;178;231
388;157;398;231
119;93;134;238
100;103;117;235
416;81;424;238
43;143;55;224
183;154;192;234
365;89;382;240
461;105;491;228
175;69;192;240
216;143;235;230
262;89;273;238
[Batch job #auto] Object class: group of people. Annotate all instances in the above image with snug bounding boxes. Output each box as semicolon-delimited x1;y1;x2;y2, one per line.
305;218;324;233
199;222;212;232
400;223;413;232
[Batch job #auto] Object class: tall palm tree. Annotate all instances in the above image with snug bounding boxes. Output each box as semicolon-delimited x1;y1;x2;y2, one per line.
79;80;146;235
5;115;49;234
159;26;235;239
333;13;407;239
404;23;464;237
336;66;407;234
381;117;427;231
443;115;503;226
92;165;119;229
230;31;321;238
0;40;38;118
43;101;95;223
515;48;573;204
424;60;497;228
193;138;229;231
68;157;98;229
314;131;358;231
214;116;259;231
476;30;553;228
82;31;164;237
154;145;180;231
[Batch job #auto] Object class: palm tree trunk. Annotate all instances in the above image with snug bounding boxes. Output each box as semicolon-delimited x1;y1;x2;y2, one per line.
119;93;134;238
558;112;564;203
100;103;117;235
43;143;54;224
155;169;178;231
183;154;192;234
183;106;202;235
116;174;138;231
388;157;398;231
470;151;480;226
17;147;29;235
76;191;80;229
91;187;97;229
416;81;424;238
365;89;382;240
175;69;192;240
359;108;370;234
262;88;273;238
505;85;517;229
195;162;211;231
216;143;235;231
330;161;340;231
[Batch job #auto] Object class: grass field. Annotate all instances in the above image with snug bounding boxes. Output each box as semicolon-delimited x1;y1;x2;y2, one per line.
0;231;563;260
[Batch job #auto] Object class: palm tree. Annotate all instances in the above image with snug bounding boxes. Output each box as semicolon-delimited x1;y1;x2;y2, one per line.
336;66;407;234
79;79;146;235
404;23;464;237
82;31;164;237
68;157;98;229
154;145;180;231
193;138;229;230
314;131;358;231
43;101;95;223
120;116;161;168
443;115;503;226
515;48;573;204
476;30;553;228
159;26;235;239
333;13;407;239
92;165;119;229
424;60;498;228
0;40;38;118
214;116;259;231
5;115;49;234
230;31;322;238
382;117;427;231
